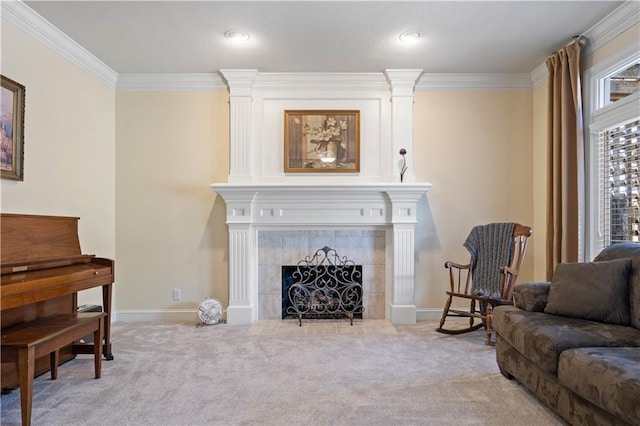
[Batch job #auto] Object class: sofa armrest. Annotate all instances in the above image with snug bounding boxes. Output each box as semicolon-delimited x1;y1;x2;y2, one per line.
513;282;551;312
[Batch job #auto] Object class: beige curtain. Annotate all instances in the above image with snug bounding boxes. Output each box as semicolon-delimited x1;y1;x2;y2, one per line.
546;41;584;280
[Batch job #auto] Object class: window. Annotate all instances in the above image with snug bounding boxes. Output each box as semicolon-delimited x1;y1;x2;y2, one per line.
606;62;640;103
586;44;640;259
599;119;640;246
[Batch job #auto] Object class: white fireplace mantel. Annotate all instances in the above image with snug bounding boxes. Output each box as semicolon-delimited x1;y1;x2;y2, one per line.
212;182;431;325
212;70;431;325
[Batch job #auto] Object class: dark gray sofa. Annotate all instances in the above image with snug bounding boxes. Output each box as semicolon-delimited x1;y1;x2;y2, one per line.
493;242;640;426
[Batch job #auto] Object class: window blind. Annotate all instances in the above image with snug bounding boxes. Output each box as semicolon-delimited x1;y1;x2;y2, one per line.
599;118;640;251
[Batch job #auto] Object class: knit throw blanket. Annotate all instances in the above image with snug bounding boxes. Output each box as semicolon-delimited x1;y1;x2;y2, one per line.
463;222;516;299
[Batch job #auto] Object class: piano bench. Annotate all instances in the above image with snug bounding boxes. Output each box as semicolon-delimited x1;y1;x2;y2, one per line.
1;312;106;426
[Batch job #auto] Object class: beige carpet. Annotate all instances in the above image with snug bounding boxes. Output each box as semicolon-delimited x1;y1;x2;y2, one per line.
1;319;567;425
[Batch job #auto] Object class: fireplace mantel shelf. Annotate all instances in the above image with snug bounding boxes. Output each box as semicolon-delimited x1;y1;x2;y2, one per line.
211;181;432;227
212;182;432;192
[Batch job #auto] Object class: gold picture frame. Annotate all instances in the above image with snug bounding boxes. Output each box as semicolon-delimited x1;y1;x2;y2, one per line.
1;75;25;181
284;110;360;173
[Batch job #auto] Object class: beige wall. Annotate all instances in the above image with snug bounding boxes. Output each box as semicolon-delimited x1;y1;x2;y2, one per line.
115;91;229;315
531;83;548;281
412;90;534;311
0;19;116;305
115;89;535;315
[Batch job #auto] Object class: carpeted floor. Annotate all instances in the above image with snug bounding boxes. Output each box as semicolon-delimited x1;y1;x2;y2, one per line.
1;319;567;425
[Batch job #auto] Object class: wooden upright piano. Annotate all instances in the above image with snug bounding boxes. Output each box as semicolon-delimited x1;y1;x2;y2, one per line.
1;213;114;389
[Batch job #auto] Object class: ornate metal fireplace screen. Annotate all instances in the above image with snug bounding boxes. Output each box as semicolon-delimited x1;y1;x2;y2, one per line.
283;246;363;326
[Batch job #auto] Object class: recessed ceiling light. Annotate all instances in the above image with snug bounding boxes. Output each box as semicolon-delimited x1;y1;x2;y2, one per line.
224;30;250;42
399;31;421;43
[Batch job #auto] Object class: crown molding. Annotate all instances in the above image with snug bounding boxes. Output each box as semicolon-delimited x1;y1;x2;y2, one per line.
530;62;548;89
118;71;534;92
1;0;118;89
529;1;639;87
117;73;226;91
415;73;532;91
582;0;640;56
253;72;391;92
385;69;423;96
253;72;392;94
118;72;391;92
255;72;387;85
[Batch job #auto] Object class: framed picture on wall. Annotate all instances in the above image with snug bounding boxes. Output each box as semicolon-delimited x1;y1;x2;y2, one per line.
1;75;25;181
284;110;360;173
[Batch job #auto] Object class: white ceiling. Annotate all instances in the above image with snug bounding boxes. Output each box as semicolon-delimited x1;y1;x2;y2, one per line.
24;1;626;75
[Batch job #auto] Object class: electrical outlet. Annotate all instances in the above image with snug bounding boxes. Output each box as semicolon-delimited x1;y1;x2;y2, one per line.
173;288;181;301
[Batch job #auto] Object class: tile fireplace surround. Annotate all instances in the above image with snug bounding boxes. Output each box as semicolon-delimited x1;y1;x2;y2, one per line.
211;69;431;325
212;183;431;325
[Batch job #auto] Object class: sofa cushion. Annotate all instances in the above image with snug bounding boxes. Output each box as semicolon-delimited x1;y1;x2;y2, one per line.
544;258;631;325
513;282;550;312
558;347;640;426
594;242;640;329
493;305;640;374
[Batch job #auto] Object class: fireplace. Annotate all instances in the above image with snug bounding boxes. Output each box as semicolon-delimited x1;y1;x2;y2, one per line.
211;69;431;325
259;229;385;321
211;183;430;325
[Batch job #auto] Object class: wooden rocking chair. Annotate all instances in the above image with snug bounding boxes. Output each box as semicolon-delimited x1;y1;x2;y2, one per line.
435;223;532;345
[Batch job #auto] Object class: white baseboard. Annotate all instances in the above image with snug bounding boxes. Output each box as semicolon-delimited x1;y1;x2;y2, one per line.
416;308;443;321
115;310;200;323
114;309;443;323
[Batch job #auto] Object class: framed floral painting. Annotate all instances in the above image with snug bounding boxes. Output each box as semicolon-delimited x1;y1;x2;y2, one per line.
284;110;360;173
1;75;25;181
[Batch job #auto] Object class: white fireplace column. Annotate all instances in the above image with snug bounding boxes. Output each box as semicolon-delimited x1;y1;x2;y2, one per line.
384;69;423;183
220;69;258;183
220;188;258;324
387;189;423;324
